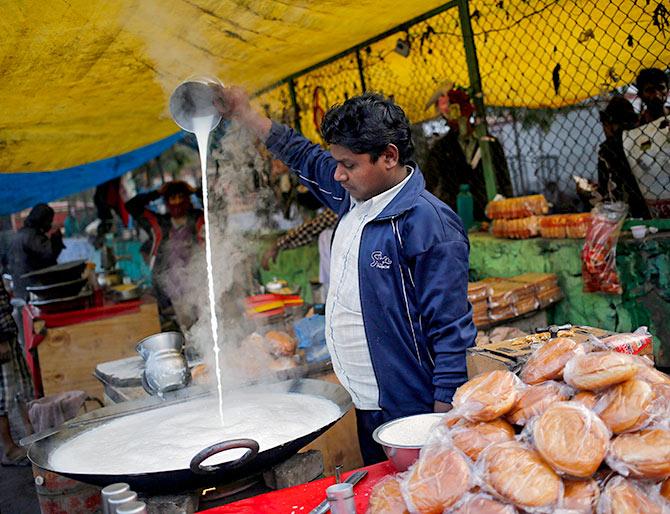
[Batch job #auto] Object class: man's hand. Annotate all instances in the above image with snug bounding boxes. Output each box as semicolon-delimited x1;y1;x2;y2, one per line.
0;341;11;364
434;400;453;413
210;85;272;140
261;244;279;271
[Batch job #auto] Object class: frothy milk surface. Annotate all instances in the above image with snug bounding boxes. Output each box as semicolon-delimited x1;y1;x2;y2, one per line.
49;393;341;474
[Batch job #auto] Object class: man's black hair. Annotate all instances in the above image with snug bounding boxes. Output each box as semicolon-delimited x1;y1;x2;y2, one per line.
636;68;669;91
320;92;414;165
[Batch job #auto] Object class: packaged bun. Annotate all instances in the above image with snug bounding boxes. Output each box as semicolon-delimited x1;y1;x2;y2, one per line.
507;381;572;425
479;440;562;510
635;363;670;385
264;330;297;356
448;493;518;513
661;478;670;502
572;391;598;410
401;444;471;513
521;337;582;384
451;419;516;461
607;428;670;479
562;479;600;513
532;402;609;478
648;383;670;422
453;370;521;422
366;476;409;514
595;379;653;433
597;476;668;514
563;352;637;391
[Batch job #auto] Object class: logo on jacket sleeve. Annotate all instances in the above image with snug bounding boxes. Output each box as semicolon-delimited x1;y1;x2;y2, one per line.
370;251;392;269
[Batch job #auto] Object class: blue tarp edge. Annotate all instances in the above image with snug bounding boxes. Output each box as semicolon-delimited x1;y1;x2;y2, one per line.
0;132;185;215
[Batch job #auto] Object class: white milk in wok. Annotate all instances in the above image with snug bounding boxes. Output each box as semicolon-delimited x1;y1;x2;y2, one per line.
49;392;340;474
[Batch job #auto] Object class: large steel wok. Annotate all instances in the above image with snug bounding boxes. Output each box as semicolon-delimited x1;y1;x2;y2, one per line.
27;379;352;494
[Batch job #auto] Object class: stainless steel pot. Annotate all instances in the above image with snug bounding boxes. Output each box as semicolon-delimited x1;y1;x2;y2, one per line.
372;413;444;471
26;379;352;494
136;332;190;394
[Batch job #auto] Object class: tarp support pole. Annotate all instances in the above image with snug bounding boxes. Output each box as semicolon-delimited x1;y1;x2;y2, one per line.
288;79;302;134
356;49;367;92
457;0;497;201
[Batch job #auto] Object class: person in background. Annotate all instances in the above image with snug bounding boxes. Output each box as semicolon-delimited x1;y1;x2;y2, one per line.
93;177;130;247
261;208;338;297
8;204;65;300
126;181;203;330
422;85;513;220
213;86;476;465
597;96;650;218
636;68;669;125
0;279;33;466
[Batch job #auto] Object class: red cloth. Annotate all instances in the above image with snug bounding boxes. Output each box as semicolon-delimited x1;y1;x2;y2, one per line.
199;461;396;514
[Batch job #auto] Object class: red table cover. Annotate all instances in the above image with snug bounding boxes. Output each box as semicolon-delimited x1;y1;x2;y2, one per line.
199;461;395;513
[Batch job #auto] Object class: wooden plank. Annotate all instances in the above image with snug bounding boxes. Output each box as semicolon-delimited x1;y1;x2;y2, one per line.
301;371;363;474
37;303;160;401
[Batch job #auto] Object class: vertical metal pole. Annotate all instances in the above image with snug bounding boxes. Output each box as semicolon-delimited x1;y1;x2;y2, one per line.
355;49;367;93
457;0;497;200
287;79;302;134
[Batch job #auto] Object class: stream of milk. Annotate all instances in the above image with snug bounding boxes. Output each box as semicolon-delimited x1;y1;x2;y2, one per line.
192;115;225;426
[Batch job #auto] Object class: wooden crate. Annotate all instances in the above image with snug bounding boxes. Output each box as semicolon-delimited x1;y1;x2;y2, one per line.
37;303;160;401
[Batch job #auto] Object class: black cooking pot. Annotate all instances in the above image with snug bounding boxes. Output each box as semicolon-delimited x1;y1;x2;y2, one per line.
27;379;352;494
27;278;88;302
21;260;87;287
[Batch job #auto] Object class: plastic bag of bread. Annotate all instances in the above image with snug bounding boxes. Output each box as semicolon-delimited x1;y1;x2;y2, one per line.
264;330;297;357
597;476;670;514
446;492;519;513
478;440;562;512
661;478;670;503
594;379;653;433
400;432;472;514
561;478;600;513
366;476;409;514
450;418;516;461
647;383;670;423
520;337;583;384
606;428;670;479
452;370;523;422
507;381;573;425
532;401;610;478
572;391;598;410
563;351;637;391
634;361;670;385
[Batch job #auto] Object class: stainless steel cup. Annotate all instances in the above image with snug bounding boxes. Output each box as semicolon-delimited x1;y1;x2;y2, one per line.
326;483;355;514
169;76;223;133
116;501;148;514
108;491;138;514
101;483;130;514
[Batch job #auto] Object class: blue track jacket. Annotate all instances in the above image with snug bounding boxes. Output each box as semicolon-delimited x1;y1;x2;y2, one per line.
266;122;477;420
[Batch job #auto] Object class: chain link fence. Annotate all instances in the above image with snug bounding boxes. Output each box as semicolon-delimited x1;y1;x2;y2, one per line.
254;0;670;218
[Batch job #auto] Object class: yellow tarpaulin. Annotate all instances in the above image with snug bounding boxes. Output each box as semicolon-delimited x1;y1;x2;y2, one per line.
1;0;668;173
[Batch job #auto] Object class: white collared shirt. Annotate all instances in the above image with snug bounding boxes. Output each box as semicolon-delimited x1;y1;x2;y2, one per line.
325;168;414;410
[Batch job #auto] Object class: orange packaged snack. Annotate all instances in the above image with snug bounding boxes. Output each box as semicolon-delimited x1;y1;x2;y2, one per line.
562;478;600;513
450;418;516;461
597;476;668;514
595;379;653;433
507;381;572;425
607;428;670;479
563;351;637;391
401;445;471;514
479;440;562;511
366;476;409;514
452;370;521;422
532;402;610;478
521;336;582;384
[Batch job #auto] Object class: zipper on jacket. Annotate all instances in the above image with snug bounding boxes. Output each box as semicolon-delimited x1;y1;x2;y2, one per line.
391;218;422;366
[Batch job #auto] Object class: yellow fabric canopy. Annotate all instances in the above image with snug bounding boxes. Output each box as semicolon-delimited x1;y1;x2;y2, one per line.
1;0;668;173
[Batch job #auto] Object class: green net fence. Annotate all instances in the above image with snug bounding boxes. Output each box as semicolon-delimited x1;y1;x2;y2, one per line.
254;0;670;217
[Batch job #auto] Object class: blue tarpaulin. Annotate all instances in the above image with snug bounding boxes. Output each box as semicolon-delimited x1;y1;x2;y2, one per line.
0;133;184;215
